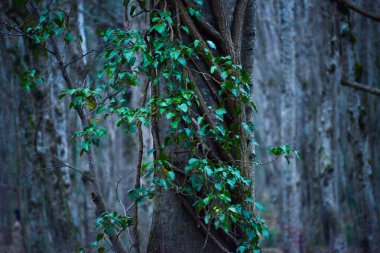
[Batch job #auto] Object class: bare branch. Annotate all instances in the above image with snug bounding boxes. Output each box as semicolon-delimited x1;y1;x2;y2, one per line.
332;0;380;23
64;49;98;68
341;79;380;96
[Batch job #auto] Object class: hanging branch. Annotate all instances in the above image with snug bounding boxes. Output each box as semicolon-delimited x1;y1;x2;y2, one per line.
332;0;380;23
341;79;380;96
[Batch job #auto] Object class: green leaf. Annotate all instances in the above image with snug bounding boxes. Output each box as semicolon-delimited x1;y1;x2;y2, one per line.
215;108;227;120
168;170;175;181
210;66;217;74
293;150;301;159
205;166;213;176
241;70;250;83
178;57;186;66
96;233;104;241
184;128;191;137
206;40;216;49
181;26;189;34
130;5;137;16
64;33;74;44
170;120;180;128
152;23;166;34
237;246;246;253
98;247;105;253
188;7;195;16
178;103;188;113
215;182;222;191
219;194;231;202
255;201;264;211
262;229;270;238
204;213;211;224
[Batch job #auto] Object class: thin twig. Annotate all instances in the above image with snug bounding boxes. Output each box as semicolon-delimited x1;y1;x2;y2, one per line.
332;0;380;23
341;79;380;96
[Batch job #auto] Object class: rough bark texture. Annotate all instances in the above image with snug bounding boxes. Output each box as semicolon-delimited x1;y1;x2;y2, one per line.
0;1;137;252
147;0;256;252
254;0;380;252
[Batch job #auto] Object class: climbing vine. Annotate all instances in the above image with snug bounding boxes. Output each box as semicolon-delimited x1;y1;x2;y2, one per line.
20;1;300;252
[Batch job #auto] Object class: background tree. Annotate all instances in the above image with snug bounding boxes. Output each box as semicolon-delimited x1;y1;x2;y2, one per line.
254;0;380;252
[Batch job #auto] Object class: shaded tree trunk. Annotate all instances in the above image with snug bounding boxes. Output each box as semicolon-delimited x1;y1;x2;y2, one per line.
147;1;256;252
254;0;380;252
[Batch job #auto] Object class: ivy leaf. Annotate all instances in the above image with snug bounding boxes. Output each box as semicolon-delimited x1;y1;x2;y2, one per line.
64;33;74;44
167;170;175;181
255;201;264;211
219;194;231;203
237;246;246;253
96;233;104;242
206;40;216;49
210;66;217;74
188;7;195;16
130;5;137;16
152;23;166;34
170;120;180;128
178;103;188;113
241;70;250;83
181;26;189;34
228;206;238;213
215;108;227;120
204;213;211;224
178;57;187;66
293;150;301;159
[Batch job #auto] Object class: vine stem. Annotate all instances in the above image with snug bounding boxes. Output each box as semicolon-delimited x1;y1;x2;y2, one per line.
132;79;150;253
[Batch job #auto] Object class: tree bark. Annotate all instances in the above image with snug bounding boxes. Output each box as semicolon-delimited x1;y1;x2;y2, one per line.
147;1;257;252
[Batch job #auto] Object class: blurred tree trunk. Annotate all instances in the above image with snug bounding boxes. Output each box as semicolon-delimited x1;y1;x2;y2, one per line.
254;0;380;252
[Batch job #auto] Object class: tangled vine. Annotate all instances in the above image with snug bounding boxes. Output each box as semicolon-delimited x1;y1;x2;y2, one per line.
20;1;300;252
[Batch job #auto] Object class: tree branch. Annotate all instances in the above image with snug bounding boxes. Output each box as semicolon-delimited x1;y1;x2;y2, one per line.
182;0;223;44
332;0;380;23
341;79;380;96
210;0;236;59
232;0;249;58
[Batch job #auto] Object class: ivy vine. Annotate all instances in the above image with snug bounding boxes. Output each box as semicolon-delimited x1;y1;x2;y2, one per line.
20;2;300;252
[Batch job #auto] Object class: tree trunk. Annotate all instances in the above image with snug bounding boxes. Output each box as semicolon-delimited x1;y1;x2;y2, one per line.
147;1;257;252
254;0;380;252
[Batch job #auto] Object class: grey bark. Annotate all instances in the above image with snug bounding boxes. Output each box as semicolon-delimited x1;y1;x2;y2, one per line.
254;0;380;252
147;0;256;252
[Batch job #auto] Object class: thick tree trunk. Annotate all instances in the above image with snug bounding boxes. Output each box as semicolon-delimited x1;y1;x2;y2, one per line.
147;1;256;252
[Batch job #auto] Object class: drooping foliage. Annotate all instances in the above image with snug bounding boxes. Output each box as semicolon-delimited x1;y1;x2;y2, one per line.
19;1;299;252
